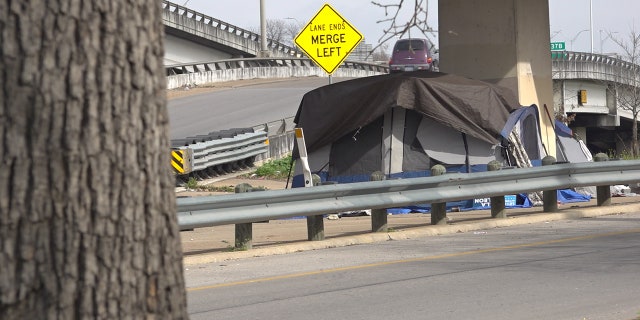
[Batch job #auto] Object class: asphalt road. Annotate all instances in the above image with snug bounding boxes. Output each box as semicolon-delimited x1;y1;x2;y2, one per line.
185;212;640;320
167;77;351;140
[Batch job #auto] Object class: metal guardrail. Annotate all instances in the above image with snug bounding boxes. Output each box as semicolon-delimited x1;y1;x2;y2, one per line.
251;117;295;136
165;57;389;76
171;130;268;176
189;131;267;171
177;160;640;230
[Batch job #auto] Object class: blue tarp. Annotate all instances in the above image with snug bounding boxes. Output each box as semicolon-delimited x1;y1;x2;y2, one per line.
557;188;592;203
555;119;573;137
386;193;533;214
385;189;590;215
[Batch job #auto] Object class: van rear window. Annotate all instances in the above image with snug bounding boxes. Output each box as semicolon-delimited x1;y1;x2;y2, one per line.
395;40;425;51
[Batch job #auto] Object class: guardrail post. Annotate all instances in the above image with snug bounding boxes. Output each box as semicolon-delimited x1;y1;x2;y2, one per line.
430;164;447;225
370;171;388;232
234;183;253;250
307;174;325;241
488;160;506;218
542;156;558;212
594;153;612;206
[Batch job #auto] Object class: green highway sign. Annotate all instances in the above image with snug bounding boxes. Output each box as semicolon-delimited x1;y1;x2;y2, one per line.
550;42;566;51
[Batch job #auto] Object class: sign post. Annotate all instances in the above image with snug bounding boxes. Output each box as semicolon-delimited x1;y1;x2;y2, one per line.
294;4;363;80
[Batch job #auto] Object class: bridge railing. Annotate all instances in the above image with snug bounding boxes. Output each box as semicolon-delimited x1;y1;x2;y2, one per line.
161;0;302;58
165;57;389;76
552;51;640;86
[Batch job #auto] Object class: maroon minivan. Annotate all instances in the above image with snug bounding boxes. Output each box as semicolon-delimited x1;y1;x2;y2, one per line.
388;38;437;73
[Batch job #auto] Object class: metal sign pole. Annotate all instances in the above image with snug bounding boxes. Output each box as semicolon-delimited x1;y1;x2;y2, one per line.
294;128;313;188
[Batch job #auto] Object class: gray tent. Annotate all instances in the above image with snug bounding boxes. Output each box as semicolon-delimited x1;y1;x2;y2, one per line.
555;120;593;163
554;119;596;197
292;71;546;186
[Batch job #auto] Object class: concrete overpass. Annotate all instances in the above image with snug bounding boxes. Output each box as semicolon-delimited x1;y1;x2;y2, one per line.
161;0;297;64
552;51;640;154
162;0;374;64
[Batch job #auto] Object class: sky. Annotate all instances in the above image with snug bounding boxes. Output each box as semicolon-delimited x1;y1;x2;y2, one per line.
178;0;639;56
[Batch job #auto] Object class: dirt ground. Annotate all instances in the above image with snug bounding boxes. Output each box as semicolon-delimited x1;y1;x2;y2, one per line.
176;173;290;197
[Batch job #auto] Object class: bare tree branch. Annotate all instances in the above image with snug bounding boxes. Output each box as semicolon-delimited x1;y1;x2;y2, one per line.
250;18;305;48
608;28;640;156
370;0;437;59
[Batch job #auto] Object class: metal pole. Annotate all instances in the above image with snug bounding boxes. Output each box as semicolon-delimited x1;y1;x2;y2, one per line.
589;0;593;53
599;30;603;53
260;0;268;57
570;29;589;51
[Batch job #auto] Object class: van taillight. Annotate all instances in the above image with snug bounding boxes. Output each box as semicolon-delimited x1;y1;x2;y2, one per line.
427;57;432;64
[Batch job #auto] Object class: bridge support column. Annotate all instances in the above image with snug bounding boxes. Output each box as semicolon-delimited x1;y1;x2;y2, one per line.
439;0;556;157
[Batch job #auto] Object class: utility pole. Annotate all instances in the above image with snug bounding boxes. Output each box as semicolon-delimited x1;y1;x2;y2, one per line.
259;0;269;57
589;0;594;53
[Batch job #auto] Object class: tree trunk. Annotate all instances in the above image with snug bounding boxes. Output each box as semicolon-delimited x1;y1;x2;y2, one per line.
0;1;187;319
634;112;640;157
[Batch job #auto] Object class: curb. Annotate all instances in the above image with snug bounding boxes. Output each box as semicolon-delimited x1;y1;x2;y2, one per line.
182;202;640;266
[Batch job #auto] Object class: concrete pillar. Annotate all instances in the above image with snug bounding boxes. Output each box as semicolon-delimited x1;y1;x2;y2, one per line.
439;0;555;157
488;160;506;218
370;171;388;232
430;165;447;225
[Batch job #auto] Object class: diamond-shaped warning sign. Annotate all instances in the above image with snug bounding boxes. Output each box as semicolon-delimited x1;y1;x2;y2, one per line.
294;4;363;74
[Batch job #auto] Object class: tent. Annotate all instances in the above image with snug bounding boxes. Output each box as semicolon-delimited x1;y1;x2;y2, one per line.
555;119;593;163
292;71;546;190
554;119;595;200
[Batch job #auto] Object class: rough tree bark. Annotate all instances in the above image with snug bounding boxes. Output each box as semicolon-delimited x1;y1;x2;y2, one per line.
0;1;188;319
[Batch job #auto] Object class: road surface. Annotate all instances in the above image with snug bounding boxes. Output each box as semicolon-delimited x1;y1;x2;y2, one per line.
185;212;640;320
167;77;351;140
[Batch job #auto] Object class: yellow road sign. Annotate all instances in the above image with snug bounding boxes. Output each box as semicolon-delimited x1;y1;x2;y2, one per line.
294;4;363;74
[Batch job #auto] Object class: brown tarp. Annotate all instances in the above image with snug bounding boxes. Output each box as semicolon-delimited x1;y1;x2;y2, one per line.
294;71;520;154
